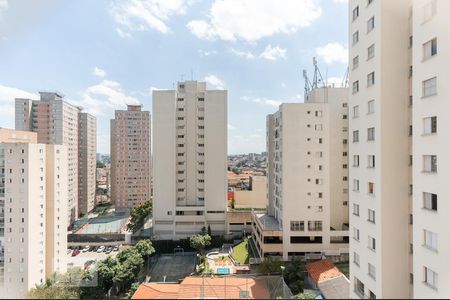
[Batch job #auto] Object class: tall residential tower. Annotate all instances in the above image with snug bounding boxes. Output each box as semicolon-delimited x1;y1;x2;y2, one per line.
153;81;227;240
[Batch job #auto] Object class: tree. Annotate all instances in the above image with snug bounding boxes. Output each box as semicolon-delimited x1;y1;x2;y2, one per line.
283;257;306;295
207;225;212;236
135;239;155;259
256;256;283;274
28;272;80;299
127;200;152;233
114;247;145;293
126;282;141;299
297;292;316;299
189;234;212;255
96;256;118;295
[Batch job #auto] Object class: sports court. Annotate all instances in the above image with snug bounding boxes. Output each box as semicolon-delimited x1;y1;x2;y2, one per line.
149;253;197;282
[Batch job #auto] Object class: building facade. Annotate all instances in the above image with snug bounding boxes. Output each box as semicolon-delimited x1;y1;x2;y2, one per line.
412;0;449;298
15;92;81;224
152;81;227;240
78;113;97;216
110;105;151;210
261;87;349;261
0;129;67;299
348;0;412;298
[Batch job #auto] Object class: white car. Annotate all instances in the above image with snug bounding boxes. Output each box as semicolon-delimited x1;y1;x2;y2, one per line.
82;246;90;252
97;246;105;253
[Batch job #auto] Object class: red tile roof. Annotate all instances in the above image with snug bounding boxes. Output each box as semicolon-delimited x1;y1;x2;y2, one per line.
306;259;343;284
132;276;271;299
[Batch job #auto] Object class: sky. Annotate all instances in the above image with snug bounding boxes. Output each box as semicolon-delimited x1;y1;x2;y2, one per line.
0;0;348;154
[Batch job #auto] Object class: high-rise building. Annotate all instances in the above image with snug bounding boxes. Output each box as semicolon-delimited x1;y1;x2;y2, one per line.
152;81;227;240
412;0;449;298
348;0;412;298
261;86;349;261
0;128;67;299
110;105;151;210
15;92;81;224
78;113;97;216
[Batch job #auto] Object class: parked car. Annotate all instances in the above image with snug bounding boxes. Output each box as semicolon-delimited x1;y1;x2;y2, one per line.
82;246;90;252
96;246;105;253
105;246;113;254
112;246;119;252
72;249;80;256
91;246;98;252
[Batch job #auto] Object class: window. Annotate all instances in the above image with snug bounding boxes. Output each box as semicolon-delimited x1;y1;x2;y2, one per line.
368;236;376;251
368;209;375;223
367;16;375;32
423;116;437;134
352;6;359;21
308;221;323;231
353;204;360;216
353;130;359;142
424;230;438;251
368;44;375;60
367;128;375;141
424;266;438;289
353;105;359;118
353;227;360;241
423;0;437;23
353;155;360;167
368;182;374;195
423;192;437;211
368;155;375;168
423;155;437;172
368;100;375;114
353;56;359;70
367;72;375;87
353;179;360;192
290;221;305;231
354;277;365;297
315;124;323;131
353;252;360;266
353;31;359;45
353;81;359;94
368;263;376;279
423;77;437;97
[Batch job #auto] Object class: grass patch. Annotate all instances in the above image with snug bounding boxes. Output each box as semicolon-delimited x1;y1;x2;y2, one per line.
232;239;250;265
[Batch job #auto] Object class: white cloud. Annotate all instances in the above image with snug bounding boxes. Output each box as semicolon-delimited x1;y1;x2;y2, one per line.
315;42;348;65
110;0;195;37
333;0;348;3
228;124;236;130
231;49;255;59
0;0;8;10
93;67;106;78
259;44;287;60
242;96;282;108
0;85;38;129
231;44;286;60
204;75;225;90
74;80;139;116
187;0;322;42
198;49;217;57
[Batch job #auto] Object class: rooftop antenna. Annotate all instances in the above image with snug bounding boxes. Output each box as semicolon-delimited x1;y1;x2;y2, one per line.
303;69;312;94
312;57;325;89
342;67;349;88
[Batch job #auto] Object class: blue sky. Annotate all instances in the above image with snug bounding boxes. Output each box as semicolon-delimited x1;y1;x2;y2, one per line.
0;0;348;154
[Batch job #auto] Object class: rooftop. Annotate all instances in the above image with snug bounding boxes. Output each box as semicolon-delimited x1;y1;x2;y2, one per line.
306;259;344;284
254;213;281;231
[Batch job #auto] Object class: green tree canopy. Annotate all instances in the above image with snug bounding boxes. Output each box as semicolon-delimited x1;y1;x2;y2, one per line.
135;239;155;258
256;256;283;274
127;200;152;233
189;234;212;255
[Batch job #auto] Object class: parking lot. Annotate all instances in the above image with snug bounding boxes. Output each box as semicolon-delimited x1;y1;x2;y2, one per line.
67;246;125;269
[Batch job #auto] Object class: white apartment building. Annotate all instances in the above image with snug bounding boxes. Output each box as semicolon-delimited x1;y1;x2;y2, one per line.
110;105;151;210
261;87;349;261
349;0;412;298
412;0;450;298
152;81;227;240
15;92;80;224
0;129;67;299
78;113;97;216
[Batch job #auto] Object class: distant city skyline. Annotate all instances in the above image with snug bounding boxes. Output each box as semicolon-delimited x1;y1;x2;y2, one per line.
0;0;348;154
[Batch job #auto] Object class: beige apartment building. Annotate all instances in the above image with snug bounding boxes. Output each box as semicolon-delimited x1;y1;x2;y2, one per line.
0;129;67;299
78;113;97;216
110;105;151;210
412;0;450;298
233;176;267;209
348;0;412;298
261;87;349;261
152;81;227;240
15;92;83;224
